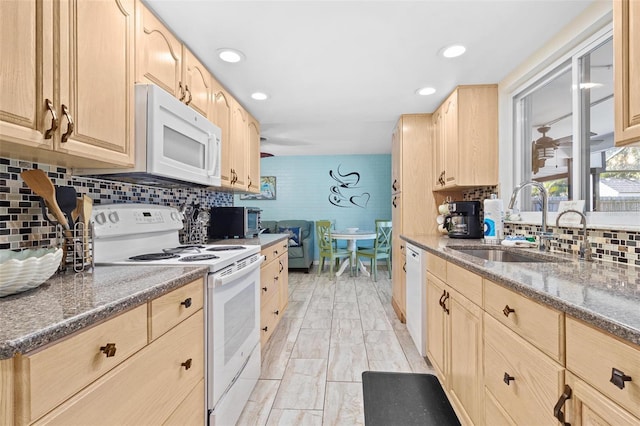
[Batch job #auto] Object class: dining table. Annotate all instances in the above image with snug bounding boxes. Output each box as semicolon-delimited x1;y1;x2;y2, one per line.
332;229;377;277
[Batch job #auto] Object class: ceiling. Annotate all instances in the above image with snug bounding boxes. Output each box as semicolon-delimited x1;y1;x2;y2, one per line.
144;0;596;157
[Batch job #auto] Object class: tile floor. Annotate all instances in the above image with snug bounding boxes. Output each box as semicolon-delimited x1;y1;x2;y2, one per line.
237;267;434;425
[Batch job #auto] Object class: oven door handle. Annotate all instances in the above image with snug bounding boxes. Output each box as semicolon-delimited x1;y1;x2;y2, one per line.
211;256;265;288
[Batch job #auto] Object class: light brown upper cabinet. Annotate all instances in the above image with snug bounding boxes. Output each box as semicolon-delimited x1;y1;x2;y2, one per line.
211;79;234;188
0;0;135;168
614;0;640;146
432;85;498;190
247;113;261;193
230;98;248;189
135;0;211;119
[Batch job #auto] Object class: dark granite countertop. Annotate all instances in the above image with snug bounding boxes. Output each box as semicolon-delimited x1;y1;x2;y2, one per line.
0;265;209;359
401;234;640;347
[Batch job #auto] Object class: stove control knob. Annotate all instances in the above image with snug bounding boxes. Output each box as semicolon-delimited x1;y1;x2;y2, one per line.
108;211;119;223
95;212;107;225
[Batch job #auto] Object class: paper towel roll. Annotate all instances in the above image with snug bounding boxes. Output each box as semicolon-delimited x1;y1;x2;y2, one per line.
484;194;504;240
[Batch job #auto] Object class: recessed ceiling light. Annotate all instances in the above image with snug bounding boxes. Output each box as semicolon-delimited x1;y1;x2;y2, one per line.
251;92;269;101
441;45;466;58
217;48;244;63
416;87;436;96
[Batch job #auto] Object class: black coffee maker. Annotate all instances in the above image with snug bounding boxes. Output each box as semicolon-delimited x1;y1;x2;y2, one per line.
445;201;483;239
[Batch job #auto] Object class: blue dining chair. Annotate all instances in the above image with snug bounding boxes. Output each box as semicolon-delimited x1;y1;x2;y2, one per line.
316;220;351;278
356;220;392;281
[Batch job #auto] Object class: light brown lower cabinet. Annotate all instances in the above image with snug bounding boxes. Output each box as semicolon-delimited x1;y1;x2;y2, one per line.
425;254;483;425
484;313;564;425
260;241;289;346
423;252;640;426
34;312;203;425
563;372;639;426
9;277;205;425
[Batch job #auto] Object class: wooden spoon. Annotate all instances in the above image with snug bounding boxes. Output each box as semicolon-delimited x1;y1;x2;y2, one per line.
20;169;70;231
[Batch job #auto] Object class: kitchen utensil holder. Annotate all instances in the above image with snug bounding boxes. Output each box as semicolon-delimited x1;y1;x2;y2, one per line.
180;217;207;245
56;221;94;273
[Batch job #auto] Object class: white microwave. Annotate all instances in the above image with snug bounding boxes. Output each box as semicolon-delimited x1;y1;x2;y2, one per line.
76;84;221;188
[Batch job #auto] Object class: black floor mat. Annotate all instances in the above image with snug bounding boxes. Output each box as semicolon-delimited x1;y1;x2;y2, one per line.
362;371;461;426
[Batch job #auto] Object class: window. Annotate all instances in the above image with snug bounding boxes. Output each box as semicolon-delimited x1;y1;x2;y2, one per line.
513;32;639;213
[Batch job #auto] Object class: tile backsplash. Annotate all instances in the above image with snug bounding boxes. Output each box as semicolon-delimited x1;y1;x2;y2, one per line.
0;158;232;250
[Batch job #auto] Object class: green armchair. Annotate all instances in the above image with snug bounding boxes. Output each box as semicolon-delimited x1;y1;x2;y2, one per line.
260;220;315;272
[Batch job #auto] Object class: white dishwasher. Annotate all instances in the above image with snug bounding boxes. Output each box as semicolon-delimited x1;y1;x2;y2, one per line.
405;243;427;356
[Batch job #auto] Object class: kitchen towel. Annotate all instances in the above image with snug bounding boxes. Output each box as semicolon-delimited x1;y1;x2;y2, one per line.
361;371;460;426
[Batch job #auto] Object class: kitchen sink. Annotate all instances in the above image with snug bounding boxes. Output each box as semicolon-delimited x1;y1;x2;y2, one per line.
451;248;560;263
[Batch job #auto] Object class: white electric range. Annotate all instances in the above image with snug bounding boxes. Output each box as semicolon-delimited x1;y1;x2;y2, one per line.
92;203;262;426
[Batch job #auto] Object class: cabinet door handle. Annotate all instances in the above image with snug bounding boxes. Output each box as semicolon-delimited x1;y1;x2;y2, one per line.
247;176;252;190
44;98;58;139
610;367;632;390
262;326;268;332
60;104;74;143
553;384;572;426
438;171;446;186
392;197;397;208
100;343;117;357
181;358;192;370
184;85;192;105
274;275;279;281
392;179;398;192
438;290;447;308
503;372;515;385
279;261;284;273
262;286;268;292
274;310;279;316
178;82;186;101
274;250;278;256
181;297;192;308
442;292;450;315
402;262;406;272
502;305;515;317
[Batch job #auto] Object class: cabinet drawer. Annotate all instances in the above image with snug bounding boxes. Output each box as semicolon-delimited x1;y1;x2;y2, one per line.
22;304;147;423
262;241;287;265
150;278;204;341
35;311;204;425
446;261;482;306
484;314;564;426
261;291;281;347
426;253;446;282
566;317;640;419
484;279;564;362
260;258;280;304
164;378;205;426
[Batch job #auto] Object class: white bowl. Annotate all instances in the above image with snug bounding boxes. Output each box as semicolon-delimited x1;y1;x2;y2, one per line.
346;227;359;233
0;248;62;297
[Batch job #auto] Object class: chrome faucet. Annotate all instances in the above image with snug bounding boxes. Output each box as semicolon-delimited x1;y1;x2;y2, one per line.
556;209;593;261
508;181;552;251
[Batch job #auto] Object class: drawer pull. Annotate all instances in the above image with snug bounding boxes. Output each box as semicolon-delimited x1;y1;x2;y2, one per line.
274;250;278;256
180;297;192;308
274;275;279;281
181;358;192;370
553;384;572;426
262;326;268;332
274;310;279;316
262;286;268;292
100;343;117;357
502;305;515;317
610;367;632;390
503;372;515;385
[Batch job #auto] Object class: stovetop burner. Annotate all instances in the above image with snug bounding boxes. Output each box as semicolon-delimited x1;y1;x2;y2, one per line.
129;253;180;261
163;245;205;254
179;254;220;262
206;246;246;252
